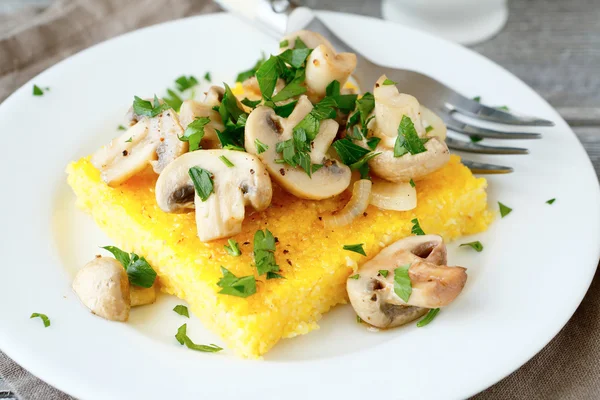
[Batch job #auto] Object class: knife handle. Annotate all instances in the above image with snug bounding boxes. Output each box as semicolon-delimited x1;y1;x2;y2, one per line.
215;0;299;38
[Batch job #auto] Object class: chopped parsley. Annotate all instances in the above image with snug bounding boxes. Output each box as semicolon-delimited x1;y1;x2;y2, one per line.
255;139;269;154
188;167;214;202
175;324;223;352
271;81;306;102
278;48;312;69
30;313;50;327
425;125;434;133
219;155;234;167
241;98;261;108
394;115;427;157
255;55;280;100
349;151;381;179
460;241;484;252
175;75;199;92
366;136;381;150
411;218;426;235
253;229;282;279
393;265;412;302
180;117;210;151
235;54;265;82
117;125;127;131
164;88;183;111
173;305;189;318
409;179;415;188
332;138;370;165
473;96;481;102
498;202;512;218
279;39;289;48
294;37;308;49
343;244;366;256
204;72;212;82
132;95;170;118
470;135;484;143
357;315;363;323
125;137;132;143
348;92;375;129
32;85;46;96
417;308;440;327
546;198;556;205
273;100;297;117
349;274;360;280
497;105;510;111
215;83;247;151
382;78;397;85
217;266;257;297
379;270;389;278
325;80;357;114
224;239;241;257
102;246;157;288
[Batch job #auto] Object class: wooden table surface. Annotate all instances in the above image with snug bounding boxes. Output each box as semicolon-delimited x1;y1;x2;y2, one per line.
0;0;598;398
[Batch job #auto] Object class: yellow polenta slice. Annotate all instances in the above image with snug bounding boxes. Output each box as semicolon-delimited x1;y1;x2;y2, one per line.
66;155;492;358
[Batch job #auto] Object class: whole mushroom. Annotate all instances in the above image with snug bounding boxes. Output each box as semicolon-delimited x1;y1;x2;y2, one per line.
155;149;273;242
72;257;131;322
244;95;352;200
347;235;467;328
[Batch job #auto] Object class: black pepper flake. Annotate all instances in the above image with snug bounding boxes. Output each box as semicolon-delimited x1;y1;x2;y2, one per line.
318;216;322;221
250;169;255;174
274;237;279;243
279;168;286;176
375;83;380;87
283;249;289;254
363;212;368;217
122;150;128;156
243;241;250;245
286;259;292;266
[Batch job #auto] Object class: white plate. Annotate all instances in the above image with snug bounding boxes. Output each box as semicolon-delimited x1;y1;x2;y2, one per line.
0;11;599;400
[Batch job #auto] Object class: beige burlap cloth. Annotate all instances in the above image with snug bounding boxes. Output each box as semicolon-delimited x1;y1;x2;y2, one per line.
1;1;599;398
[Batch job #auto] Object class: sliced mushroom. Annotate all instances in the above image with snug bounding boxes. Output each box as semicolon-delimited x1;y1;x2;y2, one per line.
91;108;186;186
72;257;130;322
367;75;450;182
155;149;272;241
279;30;335;52
244;95;351;200
347;235;467;328
305;44;357;103
178;87;226;150
130;284;157;307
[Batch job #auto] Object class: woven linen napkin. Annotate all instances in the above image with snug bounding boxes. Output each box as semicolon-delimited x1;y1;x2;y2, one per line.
1;1;599;399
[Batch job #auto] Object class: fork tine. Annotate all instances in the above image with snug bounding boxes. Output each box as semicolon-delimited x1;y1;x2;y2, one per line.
447;95;555;127
445;119;542;140
461;160;514;174
446;137;529;155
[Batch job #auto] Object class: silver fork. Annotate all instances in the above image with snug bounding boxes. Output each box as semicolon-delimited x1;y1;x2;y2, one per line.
218;0;555;174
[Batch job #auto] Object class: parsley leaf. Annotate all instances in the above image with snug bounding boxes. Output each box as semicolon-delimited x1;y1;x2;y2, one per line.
173;305;189;318
204;72;211;82
425;125;434;133
294;37;308;49
357;315;364;323
332;138;370;165
271;81;306;102
175;75;199;92
255;55;280;100
279;39;289;48
395;115;427;157
102;246;157;288
278;48;312;69
497;105;510;111
498;202;512;218
379;270;389;278
224;239;241;257
546;198;556;205
164;88;183;112
460;241;484;252
217;267;257;297
411;218;426;235
349;274;360;280
273;100;297;117
125;137;132;143
219;155;234;167
180;117;210;151
366;136;381;150
382;78;397;85
343;244;366;256
253;229;281;278
417;308;440;327
32;85;44;96
470;135;484;143
133;95;170;118
175;324;223;352
255;139;269;154
473;96;481;102
118;125;127;131
241;98;261;108
393;265;412;302
236;55;265;82
409;179;415;188
349;151;381;172
188;167;214;202
30;313;50;327
353;92;375;126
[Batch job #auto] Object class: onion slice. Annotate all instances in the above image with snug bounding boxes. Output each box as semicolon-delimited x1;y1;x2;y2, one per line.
323;179;372;228
420;105;447;140
370;177;417;211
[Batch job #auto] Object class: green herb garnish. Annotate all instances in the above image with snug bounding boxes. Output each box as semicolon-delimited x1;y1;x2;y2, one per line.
460;241;484;252
343;244;366;256
217;266;257;297
175;75;199;92
132;95;171;118
224;239;241;257
497;105;510;111
32;85;45;96
382;78;397;85
163;88;183;112
188;166;214;202
30;313;50;327
366;136;381;150
175;324;223;352
411;218;425;235
357;315;363;323
473;96;481;102
180;117;210;151
417;308;440;327
279;39;289;48
219;155;234;167
253;229;281;278
271;81;306;102
204;72;211;82
379;270;389;278
173;305;189;318
235;54;266;82
255;55;280;100
394;115;427;157
470;135;483;143
349;274;360;280
349;151;381;179
425;125;434;133
241;98;261;108
255;139;269;154
325;80;357;114
393;265;412;302
125;137;132;143
409;179;415;188
546;198;556;205
102;246;157;288
498;202;512;218
118;125;127;131
273;100;297;117
332;138;370;165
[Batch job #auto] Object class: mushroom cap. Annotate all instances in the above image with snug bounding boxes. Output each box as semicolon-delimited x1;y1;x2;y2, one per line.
72;257;131;322
305;44;357;103
179;101;224;150
347;235;467;328
91;109;185;186
244;96;352;200
155;149;272;241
